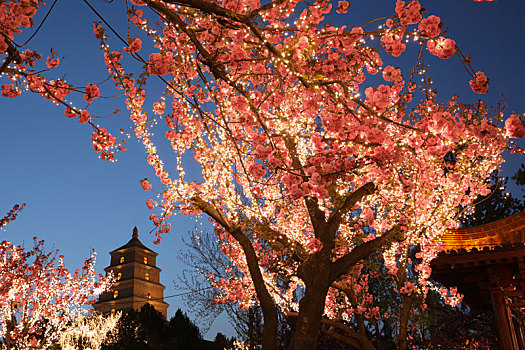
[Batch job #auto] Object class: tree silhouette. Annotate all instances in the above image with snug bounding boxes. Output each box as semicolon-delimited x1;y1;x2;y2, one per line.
103;304;168;350
460;169;525;227
103;305;213;350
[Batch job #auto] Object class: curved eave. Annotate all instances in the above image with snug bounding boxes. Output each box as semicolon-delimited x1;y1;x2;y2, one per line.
440;211;525;252
109;278;167;290
94;296;169;307
110;245;158;256
105;262;161;272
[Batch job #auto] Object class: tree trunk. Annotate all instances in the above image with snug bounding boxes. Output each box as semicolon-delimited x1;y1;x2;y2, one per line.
397;294;414;350
189;198;279;349
235;232;278;350
288;254;332;350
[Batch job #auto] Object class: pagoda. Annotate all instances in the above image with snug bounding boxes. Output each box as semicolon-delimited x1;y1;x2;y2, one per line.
94;227;169;318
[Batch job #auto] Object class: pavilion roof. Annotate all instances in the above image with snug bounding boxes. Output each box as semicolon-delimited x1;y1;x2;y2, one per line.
441;211;525;253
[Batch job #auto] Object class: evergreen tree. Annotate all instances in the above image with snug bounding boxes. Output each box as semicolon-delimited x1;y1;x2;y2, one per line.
103;305;213;350
460;169;525;227
103;304;169;350
168;309;205;350
213;333;233;350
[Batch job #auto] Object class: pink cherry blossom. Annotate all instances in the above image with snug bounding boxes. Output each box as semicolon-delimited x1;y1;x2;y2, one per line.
165;129;177;141
46;56;60;68
101;151;115;161
45;79;71;103
140;179;152;191
418;15;441;37
1;84;21;98
382;66;401;82
365;84;393;112
93;23;103;36
505;114;525;138
84;83;100;103
79;110;90;124
295;36;309;50
337;1;349;14
381;32;406;57
153;101;165;114
395;0;422;26
306;238;323;254
146;199;155;209
469;71;489;94
91;128;115;152
64;107;77;118
123;37;142;54
427;37;456;59
0;204;25;228
148;52;174;75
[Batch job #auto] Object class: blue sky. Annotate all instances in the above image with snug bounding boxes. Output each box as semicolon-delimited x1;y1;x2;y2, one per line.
1;0;524;340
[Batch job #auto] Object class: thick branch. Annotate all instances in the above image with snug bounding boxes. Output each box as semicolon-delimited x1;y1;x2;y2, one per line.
304;196;329;240
190;197;278;350
398;294;415;350
148;1;229;81
330;226;404;281
250;220;308;262
327;182;376;232
0;41;21;75
281;136;331;243
322;325;360;349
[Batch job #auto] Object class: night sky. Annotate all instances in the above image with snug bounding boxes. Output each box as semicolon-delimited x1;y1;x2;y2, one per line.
1;0;524;340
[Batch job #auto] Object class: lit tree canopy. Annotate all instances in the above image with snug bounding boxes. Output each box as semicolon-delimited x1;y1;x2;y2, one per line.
57;312;121;350
0;237;111;350
1;0;523;348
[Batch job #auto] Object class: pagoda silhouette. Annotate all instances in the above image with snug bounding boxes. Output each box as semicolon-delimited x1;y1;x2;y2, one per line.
94;227;169;317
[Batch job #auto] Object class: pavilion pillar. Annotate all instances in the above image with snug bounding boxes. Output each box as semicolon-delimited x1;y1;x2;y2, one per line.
491;291;519;350
514;317;525;350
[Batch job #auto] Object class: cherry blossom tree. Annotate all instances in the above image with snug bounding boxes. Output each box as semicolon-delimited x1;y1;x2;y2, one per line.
0;206;111;350
0;238;111;350
1;0;524;349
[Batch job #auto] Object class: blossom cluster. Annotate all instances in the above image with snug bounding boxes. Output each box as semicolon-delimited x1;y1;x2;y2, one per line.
0;203;25;228
0;239;110;349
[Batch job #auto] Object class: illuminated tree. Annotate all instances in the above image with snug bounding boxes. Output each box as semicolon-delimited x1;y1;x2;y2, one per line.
0;237;110;349
2;0;524;349
58;313;121;350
